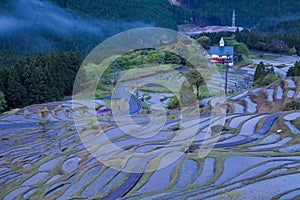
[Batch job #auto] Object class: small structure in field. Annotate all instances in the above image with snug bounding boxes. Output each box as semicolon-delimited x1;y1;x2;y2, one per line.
210;37;234;66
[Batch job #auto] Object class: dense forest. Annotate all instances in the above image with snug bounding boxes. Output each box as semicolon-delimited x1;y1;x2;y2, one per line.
50;0;300;30
0;50;82;111
194;30;300;55
0;48;186;112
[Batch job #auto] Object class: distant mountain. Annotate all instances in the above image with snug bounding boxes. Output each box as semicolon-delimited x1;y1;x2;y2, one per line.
261;19;300;34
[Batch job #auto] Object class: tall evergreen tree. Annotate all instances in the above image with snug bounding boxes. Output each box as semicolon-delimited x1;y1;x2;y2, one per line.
0;91;6;113
7;65;28;108
184;68;205;99
253;61;278;87
253;61;265;84
287;61;300;77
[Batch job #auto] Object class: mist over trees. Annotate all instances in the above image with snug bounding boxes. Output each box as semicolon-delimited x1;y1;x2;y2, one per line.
1;0;300;55
0;0;154;55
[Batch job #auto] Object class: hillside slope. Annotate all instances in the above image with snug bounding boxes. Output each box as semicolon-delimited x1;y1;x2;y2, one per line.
1;0;300;55
0;78;300;199
51;0;300;29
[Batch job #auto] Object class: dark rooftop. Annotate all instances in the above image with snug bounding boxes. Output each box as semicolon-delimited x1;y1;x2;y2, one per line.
210;46;234;55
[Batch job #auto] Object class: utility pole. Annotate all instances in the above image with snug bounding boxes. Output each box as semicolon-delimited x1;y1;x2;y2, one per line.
225;55;230;96
136;75;139;98
113;61;120;83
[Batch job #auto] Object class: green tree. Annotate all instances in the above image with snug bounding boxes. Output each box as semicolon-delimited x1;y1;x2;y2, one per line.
0;91;6;113
38;117;51;133
289;46;297;55
180;80;198;106
197;36;211;49
261;73;279;86
23;64;50;105
7;61;28;108
164;52;181;65
168;96;179;109
184;68;205;99
226;40;249;56
287;61;300;77
0;68;8;93
253;62;279;87
285;100;300;111
253;61;265;85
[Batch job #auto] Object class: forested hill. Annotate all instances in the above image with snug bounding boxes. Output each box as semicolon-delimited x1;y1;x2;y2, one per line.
52;0;186;29
1;0;300;53
1;0;300;57
51;0;300;29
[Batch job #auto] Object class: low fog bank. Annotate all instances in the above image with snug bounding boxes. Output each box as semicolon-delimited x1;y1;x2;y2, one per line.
0;0;154;52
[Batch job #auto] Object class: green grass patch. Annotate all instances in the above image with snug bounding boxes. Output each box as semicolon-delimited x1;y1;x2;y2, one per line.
140;87;170;93
140;101;151;109
119;64;177;82
216;63;226;72
234;56;253;68
132;95;151;109
250;51;281;60
199;86;211;98
140;86;170;93
160;96;168;102
95;89;110;98
143;94;152;101
167;158;185;189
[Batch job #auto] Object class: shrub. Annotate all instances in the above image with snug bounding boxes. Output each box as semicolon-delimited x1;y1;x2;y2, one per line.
285;100;300;111
253;62;279;87
211;125;228;133
37;117;51;132
168;96;179;109
160;96;168;102
185;144;200;153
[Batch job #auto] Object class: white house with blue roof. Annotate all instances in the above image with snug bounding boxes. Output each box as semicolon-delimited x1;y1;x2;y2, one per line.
210;37;234;66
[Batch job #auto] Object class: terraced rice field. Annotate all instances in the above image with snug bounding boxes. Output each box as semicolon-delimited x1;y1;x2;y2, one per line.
0;78;300;199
